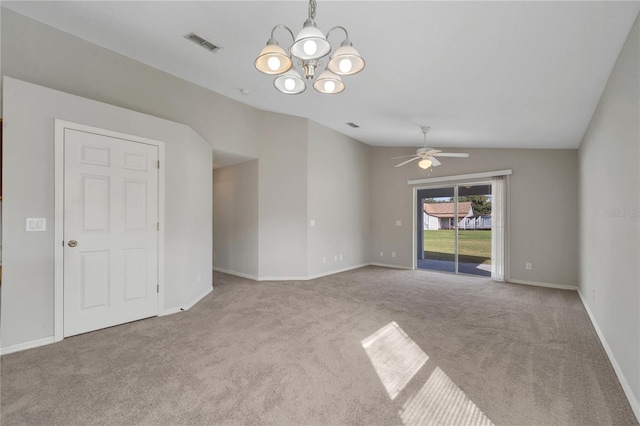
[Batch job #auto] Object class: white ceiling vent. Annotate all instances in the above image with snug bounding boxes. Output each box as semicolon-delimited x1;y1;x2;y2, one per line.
185;33;222;53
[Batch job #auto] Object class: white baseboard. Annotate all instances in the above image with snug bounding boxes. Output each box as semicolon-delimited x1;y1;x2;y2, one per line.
508;278;577;291
159;306;183;316
185;286;213;310
3;287;215;354
305;263;369;280
1;336;55;356
213;267;258;281
577;290;640;422
161;286;213;316
214;264;369;282
370;262;413;270
257;275;308;281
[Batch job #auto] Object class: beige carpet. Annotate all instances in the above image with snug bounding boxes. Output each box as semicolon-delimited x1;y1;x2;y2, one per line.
1;266;637;425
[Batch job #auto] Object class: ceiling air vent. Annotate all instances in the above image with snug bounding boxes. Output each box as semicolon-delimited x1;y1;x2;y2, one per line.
186;33;222;53
346;122;360;128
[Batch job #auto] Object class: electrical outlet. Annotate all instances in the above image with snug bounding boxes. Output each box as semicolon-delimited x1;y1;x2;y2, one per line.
322;257;326;264
395;220;402;226
391;251;396;258
310;219;315;227
334;255;338;262
525;263;532;271
380;251;384;257
197;273;202;282
339;254;343;260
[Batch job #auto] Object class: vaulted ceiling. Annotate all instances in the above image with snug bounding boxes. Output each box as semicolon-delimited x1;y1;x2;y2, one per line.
4;1;638;149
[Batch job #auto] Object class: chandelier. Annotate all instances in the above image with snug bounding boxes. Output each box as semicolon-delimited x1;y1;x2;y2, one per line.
254;0;365;95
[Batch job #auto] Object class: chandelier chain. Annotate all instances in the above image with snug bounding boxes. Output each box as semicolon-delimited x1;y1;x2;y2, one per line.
308;0;317;20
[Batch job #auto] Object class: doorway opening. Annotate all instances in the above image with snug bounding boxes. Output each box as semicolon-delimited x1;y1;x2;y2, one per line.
416;183;492;277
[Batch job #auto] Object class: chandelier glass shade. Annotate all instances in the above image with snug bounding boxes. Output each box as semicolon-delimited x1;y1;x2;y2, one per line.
254;0;365;95
290;20;332;61
254;41;293;75
313;70;345;94
274;69;306;95
327;42;366;76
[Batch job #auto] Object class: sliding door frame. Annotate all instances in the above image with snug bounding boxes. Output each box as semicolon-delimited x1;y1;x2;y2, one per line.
413;180;492;273
411;170;511;281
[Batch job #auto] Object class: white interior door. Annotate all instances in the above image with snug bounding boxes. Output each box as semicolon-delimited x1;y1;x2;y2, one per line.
63;128;159;337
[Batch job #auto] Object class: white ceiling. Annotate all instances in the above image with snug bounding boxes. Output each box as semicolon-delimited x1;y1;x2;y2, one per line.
4;1;638;149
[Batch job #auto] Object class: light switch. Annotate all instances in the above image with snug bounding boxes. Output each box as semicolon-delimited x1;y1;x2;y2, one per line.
395;220;402;226
310;219;315;227
26;218;46;231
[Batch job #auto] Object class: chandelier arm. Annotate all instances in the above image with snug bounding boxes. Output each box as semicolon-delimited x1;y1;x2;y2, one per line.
326;26;349;42
269;24;295;43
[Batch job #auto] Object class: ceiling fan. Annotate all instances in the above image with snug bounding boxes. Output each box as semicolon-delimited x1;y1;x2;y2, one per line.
392;126;469;169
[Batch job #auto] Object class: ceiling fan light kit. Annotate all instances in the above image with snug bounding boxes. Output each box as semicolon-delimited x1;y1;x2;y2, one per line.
418;159;433;169
393;126;470;170
254;0;365;95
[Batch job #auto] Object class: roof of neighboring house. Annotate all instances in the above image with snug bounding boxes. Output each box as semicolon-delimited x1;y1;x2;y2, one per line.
424;201;473;218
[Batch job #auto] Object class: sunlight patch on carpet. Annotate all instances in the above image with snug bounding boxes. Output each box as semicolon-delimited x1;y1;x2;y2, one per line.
361;321;428;400
399;367;494;426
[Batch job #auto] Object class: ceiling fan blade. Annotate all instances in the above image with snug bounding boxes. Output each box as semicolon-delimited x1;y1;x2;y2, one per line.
390;154;417;160
395;157;420;167
435;152;469;158
429;156;441;167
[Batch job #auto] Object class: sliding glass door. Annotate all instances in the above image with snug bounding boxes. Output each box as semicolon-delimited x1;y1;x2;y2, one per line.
417;183;492;277
456;184;492;276
418;187;456;273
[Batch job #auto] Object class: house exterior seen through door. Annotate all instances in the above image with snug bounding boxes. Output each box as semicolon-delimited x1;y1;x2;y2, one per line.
417;184;492;277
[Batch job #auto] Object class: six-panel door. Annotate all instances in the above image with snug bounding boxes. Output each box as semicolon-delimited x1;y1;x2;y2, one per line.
63;128;159;337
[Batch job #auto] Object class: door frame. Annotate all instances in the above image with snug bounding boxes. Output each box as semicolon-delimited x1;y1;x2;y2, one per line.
53;120;166;342
411;172;510;279
413;181;490;273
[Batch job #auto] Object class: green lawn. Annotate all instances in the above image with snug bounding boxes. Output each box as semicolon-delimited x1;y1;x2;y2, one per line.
423;230;492;265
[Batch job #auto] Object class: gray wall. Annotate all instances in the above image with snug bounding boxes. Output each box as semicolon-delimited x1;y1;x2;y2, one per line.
371;147;579;287
185;128;214;304
213;119;372;281
1;77;212;349
579;14;640;413
1;7;371;283
0;8;261;159
213;160;259;278
257;112;309;279
307;121;371;277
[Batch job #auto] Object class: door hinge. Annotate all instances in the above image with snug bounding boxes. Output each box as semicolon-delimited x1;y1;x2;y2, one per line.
157;284;160;293
157;222;160;231
157;160;160;169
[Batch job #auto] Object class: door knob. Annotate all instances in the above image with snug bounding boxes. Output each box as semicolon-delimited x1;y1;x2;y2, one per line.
68;240;78;247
